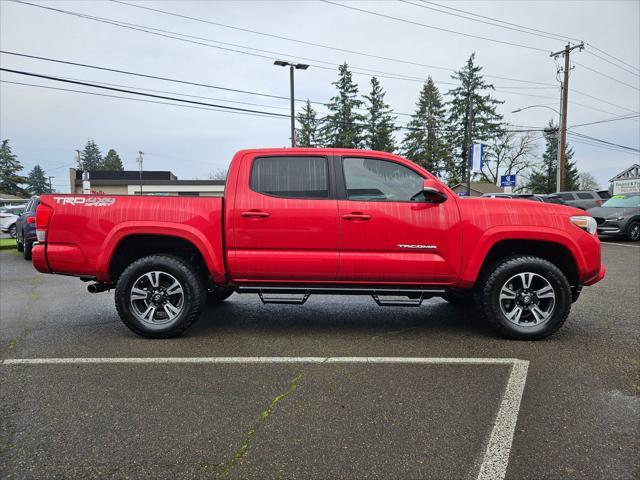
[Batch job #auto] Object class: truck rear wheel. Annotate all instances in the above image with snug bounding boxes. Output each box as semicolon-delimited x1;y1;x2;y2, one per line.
478;255;571;340
115;255;206;338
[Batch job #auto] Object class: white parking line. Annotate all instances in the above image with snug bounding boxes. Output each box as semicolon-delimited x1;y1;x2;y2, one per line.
601;241;640;248
2;356;529;480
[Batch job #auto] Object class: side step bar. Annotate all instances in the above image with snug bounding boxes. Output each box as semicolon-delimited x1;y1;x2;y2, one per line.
238;286;446;307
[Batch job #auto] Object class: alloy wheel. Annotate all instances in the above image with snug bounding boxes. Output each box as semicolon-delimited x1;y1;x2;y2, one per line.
129;271;185;325
499;272;556;326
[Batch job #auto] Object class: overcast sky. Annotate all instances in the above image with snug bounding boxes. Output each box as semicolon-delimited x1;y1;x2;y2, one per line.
1;0;638;192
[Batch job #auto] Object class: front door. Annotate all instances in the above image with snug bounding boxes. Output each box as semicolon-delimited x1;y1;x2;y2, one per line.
337;156;461;284
229;153;340;282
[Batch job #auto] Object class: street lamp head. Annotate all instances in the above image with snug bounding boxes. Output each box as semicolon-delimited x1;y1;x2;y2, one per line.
295;63;309;70
274;60;288;67
274;60;309;70
511;108;522;113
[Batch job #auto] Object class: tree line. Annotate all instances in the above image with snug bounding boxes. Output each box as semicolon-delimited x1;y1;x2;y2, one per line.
296;53;586;192
0;139;125;196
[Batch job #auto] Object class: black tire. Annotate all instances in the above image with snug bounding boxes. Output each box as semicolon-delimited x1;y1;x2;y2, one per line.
16;237;23;252
478;255;572;340
442;290;474;307
114;255;206;338
8;224;16;239
626;220;640;242
206;286;235;305
23;240;32;260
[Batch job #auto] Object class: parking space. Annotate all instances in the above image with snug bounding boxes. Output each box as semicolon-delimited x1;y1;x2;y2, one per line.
1;241;639;479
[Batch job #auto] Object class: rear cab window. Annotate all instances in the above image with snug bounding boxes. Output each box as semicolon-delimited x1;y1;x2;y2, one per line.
558;193;575;201
250;156;329;199
577;192;595;200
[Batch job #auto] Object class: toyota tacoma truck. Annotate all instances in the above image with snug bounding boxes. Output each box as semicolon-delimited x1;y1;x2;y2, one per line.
31;148;605;339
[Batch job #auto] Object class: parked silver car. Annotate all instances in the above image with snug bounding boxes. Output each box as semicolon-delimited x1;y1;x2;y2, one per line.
587;193;640;241
554;191;604;210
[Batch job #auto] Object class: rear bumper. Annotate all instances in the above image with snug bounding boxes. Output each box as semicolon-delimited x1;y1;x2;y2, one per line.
31;243;50;273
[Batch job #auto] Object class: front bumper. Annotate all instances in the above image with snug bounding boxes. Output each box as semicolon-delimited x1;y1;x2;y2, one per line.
595;219;626;236
584;263;606;286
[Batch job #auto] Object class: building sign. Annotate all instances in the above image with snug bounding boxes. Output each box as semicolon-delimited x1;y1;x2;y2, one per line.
613;178;640;195
500;175;517;187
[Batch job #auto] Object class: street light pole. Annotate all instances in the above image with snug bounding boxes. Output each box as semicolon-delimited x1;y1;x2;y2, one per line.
274;60;309;147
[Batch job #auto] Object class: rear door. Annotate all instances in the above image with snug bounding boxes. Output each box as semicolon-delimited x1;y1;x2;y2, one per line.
336;156;462;284
228;153;340;282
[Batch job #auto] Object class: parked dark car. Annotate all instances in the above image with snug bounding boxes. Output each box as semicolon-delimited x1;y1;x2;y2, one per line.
587;193;640;241
537;194;568;205
15;196;39;260
597;190;612;200
554;191;603;210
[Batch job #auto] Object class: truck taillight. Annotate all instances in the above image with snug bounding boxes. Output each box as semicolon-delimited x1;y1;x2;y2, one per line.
35;203;53;243
27;216;36;224
595;199;603;206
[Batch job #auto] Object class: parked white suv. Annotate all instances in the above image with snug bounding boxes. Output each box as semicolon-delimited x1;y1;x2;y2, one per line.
0;206;24;238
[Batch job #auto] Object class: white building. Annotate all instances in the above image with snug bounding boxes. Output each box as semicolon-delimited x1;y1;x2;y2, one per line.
610;164;640;195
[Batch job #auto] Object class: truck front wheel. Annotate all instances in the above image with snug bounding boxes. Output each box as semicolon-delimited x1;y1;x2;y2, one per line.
478;255;572;340
115;255;206;338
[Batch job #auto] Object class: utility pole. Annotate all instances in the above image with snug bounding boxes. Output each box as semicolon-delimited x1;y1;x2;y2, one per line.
465;95;474;196
274;60;309;147
48;176;54;193
136;151;144;195
75;149;81;169
550;42;583;191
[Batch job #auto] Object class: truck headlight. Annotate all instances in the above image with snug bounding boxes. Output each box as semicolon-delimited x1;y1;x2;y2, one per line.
570;215;597;235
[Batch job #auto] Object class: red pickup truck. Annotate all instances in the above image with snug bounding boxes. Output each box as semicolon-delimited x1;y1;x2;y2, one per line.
32;148;605;340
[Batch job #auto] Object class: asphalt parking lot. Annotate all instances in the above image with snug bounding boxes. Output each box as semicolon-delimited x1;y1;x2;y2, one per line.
1;240;639;479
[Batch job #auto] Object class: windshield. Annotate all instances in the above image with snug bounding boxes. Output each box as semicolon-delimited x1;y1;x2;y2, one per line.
602;195;640;207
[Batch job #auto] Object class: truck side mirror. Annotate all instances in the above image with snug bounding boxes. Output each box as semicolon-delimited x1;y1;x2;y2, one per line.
422;179;447;204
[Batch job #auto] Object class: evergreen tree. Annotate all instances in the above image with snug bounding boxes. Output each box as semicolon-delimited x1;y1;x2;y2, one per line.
0;139;26;196
401;77;449;176
321;63;365;148
102;149;124;171
78;139;103;171
363;77;396;152
26;164;49;194
527;120;579;193
296;100;321;147
446;53;503;185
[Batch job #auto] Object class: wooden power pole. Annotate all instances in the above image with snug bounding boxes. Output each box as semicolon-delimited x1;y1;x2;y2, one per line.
550;42;583;191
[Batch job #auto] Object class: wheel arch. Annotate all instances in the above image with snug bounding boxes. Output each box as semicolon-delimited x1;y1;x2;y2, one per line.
460;229;583;289
97;223;226;284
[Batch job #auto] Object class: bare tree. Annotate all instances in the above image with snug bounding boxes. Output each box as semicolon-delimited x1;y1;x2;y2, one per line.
481;131;538;188
578;172;599;191
208;167;228;180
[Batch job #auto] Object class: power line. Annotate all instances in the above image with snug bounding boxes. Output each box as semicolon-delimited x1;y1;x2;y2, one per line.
0;70;292;118
567;131;640;152
573;61;640;92
1;75;547;135
321;1;549;53
419;1;583;44
110;0;554;87
12;0;461;85
569;113;640;128
584;50;640;78
567;134;640;156
403;0;570;43
416;1;639;75
571;88;639;115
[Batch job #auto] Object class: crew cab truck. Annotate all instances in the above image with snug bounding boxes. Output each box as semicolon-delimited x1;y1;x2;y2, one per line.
31;148;605;340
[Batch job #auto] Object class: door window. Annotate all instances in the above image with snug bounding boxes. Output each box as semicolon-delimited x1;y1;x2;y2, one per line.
250;156;328;199
577;192;594;199
343;157;424;202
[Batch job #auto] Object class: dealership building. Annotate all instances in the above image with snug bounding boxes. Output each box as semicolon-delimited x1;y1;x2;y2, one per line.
69;169;225;197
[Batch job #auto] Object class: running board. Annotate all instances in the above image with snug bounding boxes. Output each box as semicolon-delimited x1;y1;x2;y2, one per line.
237;286;446;307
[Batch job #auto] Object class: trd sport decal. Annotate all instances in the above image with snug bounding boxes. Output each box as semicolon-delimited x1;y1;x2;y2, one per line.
53;197;116;207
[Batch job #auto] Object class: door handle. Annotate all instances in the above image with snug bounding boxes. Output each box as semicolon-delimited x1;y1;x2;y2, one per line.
241;210;270;218
343;212;371;221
